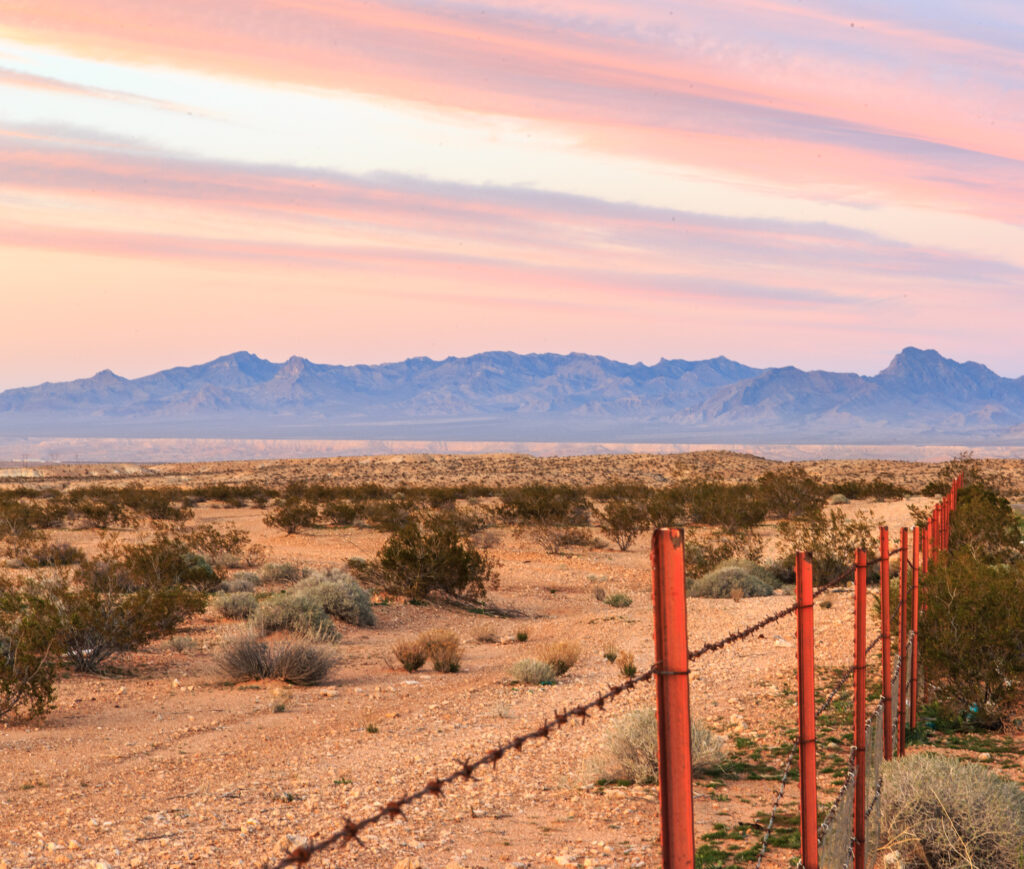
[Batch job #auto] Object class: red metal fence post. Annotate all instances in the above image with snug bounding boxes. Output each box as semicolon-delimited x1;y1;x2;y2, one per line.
854;549;868;869
880;527;892;760
910;526;921;731
651;528;695;869
795;552;819;869
898;527;908;757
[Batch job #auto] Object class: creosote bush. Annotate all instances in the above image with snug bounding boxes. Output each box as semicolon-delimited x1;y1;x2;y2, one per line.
509;658;557;685
593;498;649;551
881;754;1024;869
687;559;779;599
0;582;58;722
357;514;497;602
590;709;723;784
541;640;580;676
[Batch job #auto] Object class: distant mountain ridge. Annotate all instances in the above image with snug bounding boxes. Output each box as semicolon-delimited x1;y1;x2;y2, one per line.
2;348;1023;443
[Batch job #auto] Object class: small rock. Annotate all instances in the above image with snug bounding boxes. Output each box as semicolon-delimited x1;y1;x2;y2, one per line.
392;859;423;869
978;752;992;761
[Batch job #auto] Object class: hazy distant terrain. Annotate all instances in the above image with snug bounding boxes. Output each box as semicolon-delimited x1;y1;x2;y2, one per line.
2;348;1024;452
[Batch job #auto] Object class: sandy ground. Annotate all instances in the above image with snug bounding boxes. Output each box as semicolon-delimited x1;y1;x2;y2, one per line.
2;454;1022;869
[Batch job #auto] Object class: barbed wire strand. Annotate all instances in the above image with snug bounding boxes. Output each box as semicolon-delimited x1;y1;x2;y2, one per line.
263;548;903;867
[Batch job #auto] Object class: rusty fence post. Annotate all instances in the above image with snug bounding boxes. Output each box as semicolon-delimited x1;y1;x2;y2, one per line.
854;549;868;869
880;528;892;760
898;528;908;757
795;552;819;869
651;528;695;868
910;527;921;731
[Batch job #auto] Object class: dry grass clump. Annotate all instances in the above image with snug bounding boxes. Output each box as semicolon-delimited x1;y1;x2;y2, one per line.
603;592;632;608
618;651;637;677
541;640;581;676
217;632;334;686
881;753;1024;869
260;562;304;584
418;629;463;673
687;559;779;598
221;573;259;592
509;658;557;685
212;591;258;620
391;638;428;673
590;708;723;784
251;593;339;641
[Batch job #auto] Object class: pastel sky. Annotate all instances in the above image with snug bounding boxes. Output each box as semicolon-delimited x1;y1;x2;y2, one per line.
2;0;1023;390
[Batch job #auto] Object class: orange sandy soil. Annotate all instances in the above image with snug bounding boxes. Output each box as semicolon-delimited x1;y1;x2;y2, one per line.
1;453;1022;869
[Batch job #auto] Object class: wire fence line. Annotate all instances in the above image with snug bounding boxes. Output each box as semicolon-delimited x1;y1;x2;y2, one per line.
261;555;868;867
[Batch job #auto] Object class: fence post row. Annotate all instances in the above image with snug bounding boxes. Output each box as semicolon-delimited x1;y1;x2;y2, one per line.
795;552;819;869
650;528;696;868
853;549;868;869
879;528;892;761
898;527;908;757
646;480;959;869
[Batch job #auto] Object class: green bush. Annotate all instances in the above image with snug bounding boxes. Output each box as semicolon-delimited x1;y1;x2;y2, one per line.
357;514;497;601
778;508;876;584
296;570;374;626
949;485;1023;564
213;591;258;620
754;467;826;519
590;709;723;784
26;541;86;567
50;535;219;672
687;559;779;598
881;754;1024;869
594;498;649;551
0;582;58;722
221;573;258;592
263;499;319;534
499;484;591;554
509;658;557;685
603;592;633;608
919;552;1024;725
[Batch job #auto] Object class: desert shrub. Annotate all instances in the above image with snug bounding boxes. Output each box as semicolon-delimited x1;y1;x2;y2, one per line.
296;570;374;627
515;628;529;642
213;591;258;620
418;628;462;673
949;484;1022;564
881;754;1024;869
50;535;219;672
263;499;319;534
217;631;272;681
831;477;909;500
0;583;59;722
827;493;850;505
685;528;764;578
269;640;334;686
755;467;827;519
251;593;339;641
182;523;263;569
260;563;303;584
391;638;428;672
594;498;649;551
221;573;257;592
687;482;768;531
320;499;358;527
541;640;580;676
687;559;779;598
357;514;497;601
778;508;876;583
919;552;1024;725
591;709;723;784
499;484;592;554
510;658;557;685
603;592;633;608
359;498;414;531
26;541;86;567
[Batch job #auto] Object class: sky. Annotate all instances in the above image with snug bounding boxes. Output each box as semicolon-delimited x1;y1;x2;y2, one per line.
2;0;1023;391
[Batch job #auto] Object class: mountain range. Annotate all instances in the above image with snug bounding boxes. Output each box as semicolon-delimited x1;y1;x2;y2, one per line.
2;348;1023;444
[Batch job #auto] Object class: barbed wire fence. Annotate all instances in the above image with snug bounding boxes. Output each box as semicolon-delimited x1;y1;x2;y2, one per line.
261;478;960;869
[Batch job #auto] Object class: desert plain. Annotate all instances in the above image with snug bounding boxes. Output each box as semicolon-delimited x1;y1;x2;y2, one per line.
2;451;1023;869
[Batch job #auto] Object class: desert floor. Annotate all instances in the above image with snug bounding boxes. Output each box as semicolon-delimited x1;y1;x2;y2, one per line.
2;452;1022;869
